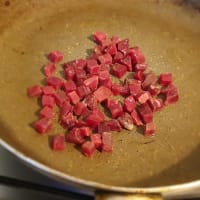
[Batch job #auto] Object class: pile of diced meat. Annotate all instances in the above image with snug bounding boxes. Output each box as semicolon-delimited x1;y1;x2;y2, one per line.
27;31;179;157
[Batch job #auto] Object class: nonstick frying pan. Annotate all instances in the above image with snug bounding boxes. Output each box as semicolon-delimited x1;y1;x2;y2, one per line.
0;0;200;199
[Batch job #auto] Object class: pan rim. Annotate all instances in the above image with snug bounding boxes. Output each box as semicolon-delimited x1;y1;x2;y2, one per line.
1;138;200;195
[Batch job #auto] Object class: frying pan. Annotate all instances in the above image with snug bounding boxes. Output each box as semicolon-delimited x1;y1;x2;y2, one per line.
0;0;200;199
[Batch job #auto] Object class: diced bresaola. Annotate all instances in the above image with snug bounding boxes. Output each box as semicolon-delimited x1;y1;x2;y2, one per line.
82;141;96;157
79;127;91;137
74;68;87;86
42;86;56;96
61;112;77;128
65;66;75;80
98;53;112;64
54;91;68;107
129;80;142;97
124;96;136;113
159;73;173;86
46;76;63;89
48;51;64;63
75;58;87;70
117;39;129;54
84;75;99;91
90;134;102;148
83;94;98;110
67;91;80;104
51;134;65;151
148;98;164;112
111;84;129;96
104;43;117;55
138;103;153;124
44;63;56;77
144;122;156;136
40;106;54;119
106;99;123;118
128;47;145;64
102;132;113;152
66;128;85;144
134;71;145;82
60;101;73;116
112;63;127;78
131;110;143;126
42;95;55;108
63;80;76;93
93;86;113;103
34;118;52;133
28;85;42;97
85;109;105;128
142;72;158;90
118;112;134;130
134;63;147;71
98;120;121;133
76;85;91;99
136;91;151;104
120;55;132;71
93;31;107;44
73;102;86;116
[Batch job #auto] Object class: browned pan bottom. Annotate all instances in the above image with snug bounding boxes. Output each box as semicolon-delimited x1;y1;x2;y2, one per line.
0;0;200;187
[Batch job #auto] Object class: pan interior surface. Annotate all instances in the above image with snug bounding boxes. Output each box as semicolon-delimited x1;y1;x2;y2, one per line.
0;0;200;187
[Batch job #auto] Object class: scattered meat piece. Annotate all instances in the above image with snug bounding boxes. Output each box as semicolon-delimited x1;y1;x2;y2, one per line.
134;70;145;81
164;88;179;105
76;85;91;99
136;92;151;104
104;44;117;55
61;112;77;128
51;134;65;151
34;118;52;133
44;63;56;77
63;80;77;93
28;85;42;97
111;36;121;43
142;72;158;90
161;84;177;94
159;73;173;86
112;63;127;78
65;66;75;80
102;132;113;152
98;120;121;133
118;112;134;130
84;75;99;91
76;59;87;70
124;96;136;113
68;91;80;105
148;84;161;96
66;128;85;144
90;134;102;148
98;53;112;64
113;51;124;63
73;102;86;116
79;127;91;137
120;55;132;71
93;86;112;103
117;39;129;54
107;99;123;118
82;141;96;157
131;110;143;126
93;31;107;44
48;51;64;63
42;95;55;108
60;101;73;116
54;91;68;107
40;106;54;119
134;63;147;71
129;80;142;97
42;86;56;96
148;98;164;112
144;122;156;136
138;103;153;124
128;47;145;64
83;94;98;110
46;77;63;89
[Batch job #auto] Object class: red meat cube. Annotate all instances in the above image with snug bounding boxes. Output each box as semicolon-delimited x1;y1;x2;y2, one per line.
82;141;96;157
105;44;117;55
164;88;179;105
142;72;158;90
99;78;112;89
83;95;98;110
65;66;75;80
87;59;98;68
134;71;145;81
75;68;87;86
136;92;151;104
124;96;136;113
73;102;86;116
42;86;56;96
118;112;134;130
76;85;91;99
129;80;142;97
84;75;99;91
113;51;124;63
102;132;113;152
66;128;85;144
94;45;103;55
134;63;147;71
40;106;54;119
85;110;105;128
93;86;112;103
48;51;64;63
68;91;80;105
111;84;129;96
148;84;161;96
79;127;91;137
138;103;153;124
144;122;156;136
61;112;77;129
75;58;87;70
46;77;63;89
51;134;65;151
161;84;177;94
88;64;100;75
107;99;123;118
28;85;42;97
98;53;112;65
148;98;164;112
120;55;132;71
128;47;145;64
60;101;73;116
90;134;102;148
34;118;52;134
42;95;55;108
117;39;129;54
44;63;56;77
63;80;76;93
93;31;107;44
131;110;143;126
98;120;121;133
111;36;121;43
98;70;110;82
159;73;173;86
112;63;127;78
54;91;68;107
